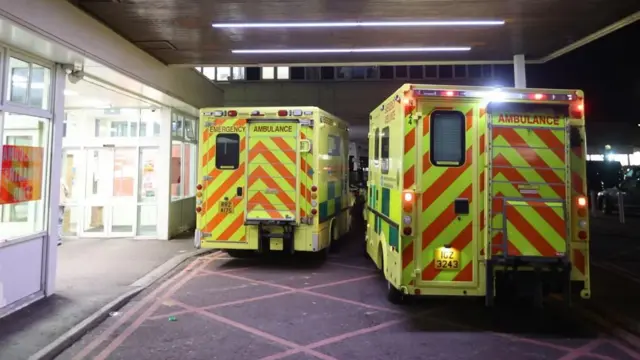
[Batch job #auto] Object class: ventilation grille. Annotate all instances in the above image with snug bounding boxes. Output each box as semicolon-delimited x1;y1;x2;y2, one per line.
134;40;177;51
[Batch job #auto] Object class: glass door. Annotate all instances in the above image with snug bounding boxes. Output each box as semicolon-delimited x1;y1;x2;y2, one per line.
111;148;137;236
81;147;137;237
82;148;111;236
137;147;159;236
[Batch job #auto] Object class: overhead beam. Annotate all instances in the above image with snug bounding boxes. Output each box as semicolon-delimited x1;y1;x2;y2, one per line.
539;11;639;63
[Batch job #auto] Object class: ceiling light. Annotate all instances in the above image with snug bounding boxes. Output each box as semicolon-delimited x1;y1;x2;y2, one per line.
213;20;505;28
232;47;471;54
64;89;78;96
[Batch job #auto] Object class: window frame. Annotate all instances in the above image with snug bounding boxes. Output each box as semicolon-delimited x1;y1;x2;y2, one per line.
381;126;390;174
374;128;380;161
430;110;466;167
215;133;241;170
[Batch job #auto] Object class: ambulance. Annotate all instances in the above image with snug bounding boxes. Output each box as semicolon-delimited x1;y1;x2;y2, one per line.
194;107;351;257
365;84;590;306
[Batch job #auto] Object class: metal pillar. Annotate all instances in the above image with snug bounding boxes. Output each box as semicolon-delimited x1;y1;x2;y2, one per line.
513;54;527;88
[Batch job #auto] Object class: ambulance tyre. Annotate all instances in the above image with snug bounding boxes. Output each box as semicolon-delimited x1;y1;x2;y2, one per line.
387;281;405;305
380;244;405;304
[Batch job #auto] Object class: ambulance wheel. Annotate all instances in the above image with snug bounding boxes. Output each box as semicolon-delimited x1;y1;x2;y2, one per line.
387;281;406;304
329;222;341;254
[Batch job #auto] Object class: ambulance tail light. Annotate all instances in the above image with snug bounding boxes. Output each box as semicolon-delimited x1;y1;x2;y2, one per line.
402;190;416;236
196;206;202;213
228;110;238;117
402;191;414;212
196;184;203;191
278;110;288;117
570;102;584;119
577;196;588;218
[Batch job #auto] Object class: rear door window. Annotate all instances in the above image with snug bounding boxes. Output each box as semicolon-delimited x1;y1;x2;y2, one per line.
430;110;465;166
216;133;240;169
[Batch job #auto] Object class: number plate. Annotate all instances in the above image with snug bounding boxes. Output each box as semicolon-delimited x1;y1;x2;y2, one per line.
219;200;233;214
434;247;460;270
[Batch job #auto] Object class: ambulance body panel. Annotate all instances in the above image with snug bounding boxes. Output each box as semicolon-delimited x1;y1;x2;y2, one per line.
366;84;590;304
195;107;350;254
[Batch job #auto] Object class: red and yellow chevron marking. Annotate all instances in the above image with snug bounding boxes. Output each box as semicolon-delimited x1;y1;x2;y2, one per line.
246;128;298;220
419;107;475;283
489;121;568;257
572;248;587;277
401;96;417;282
202;118;247;242
299;128;313;218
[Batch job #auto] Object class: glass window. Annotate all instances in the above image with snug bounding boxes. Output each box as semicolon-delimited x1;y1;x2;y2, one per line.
306;67;320;80
7;58;52;110
277;67;290;80
29;64;51;109
454;65;467;78
424;65;438;78
184;117;197;141
8;58;29;105
290;67;305;80
395;66;408;78
140;109;161;137
185;143;197;197
172;113;184;137
216;134;240;169
171;141;183;200
380;66;394;79
381;127;390;174
430;111;465;166
202;67;216;80
216;67;231;81
320;67;335;80
0;114;50;243
232;67;245;80
468;65;482;78
439;65;453;78
409;66;424;79
366;67;379;79
113;148;136;197
262;67;275;80
328;135;341;156
139;148;159;202
351;67;366;79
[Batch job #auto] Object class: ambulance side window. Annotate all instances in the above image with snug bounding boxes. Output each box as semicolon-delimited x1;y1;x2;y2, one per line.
381;127;390;174
430;110;465;167
215;133;240;170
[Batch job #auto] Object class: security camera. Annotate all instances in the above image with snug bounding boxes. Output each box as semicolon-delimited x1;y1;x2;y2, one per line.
67;70;85;84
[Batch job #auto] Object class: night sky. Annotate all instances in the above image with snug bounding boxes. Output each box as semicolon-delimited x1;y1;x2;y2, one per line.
528;21;640;149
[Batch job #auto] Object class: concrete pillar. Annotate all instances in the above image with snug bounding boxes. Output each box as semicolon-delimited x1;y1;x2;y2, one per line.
513;54;526;88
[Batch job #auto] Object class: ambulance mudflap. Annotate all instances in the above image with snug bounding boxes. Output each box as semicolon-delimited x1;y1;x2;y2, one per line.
487;102;571;262
246;119;300;223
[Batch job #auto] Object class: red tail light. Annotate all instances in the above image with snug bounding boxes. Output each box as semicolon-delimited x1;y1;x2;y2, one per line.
196;184;203;191
196;206;202;213
578;231;587;240
278;110;288;116
311;208;318;215
571;102;584;118
403;227;412;236
311;185;318;192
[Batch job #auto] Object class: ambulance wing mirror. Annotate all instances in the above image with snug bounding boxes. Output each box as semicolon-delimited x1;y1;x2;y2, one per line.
300;139;312;153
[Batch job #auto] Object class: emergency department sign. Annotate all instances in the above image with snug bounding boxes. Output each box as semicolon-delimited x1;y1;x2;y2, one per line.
0;145;44;204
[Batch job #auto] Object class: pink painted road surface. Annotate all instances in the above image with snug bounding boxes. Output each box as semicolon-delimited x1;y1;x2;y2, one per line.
56;244;640;360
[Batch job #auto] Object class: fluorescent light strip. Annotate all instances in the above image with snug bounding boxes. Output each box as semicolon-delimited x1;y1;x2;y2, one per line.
213;20;505;28
232;47;471;54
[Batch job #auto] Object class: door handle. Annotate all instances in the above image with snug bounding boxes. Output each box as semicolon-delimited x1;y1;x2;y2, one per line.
236;187;243;197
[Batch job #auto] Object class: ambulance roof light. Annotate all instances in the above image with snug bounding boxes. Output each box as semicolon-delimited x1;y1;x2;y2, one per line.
228;110;238;117
213;110;224;116
278;109;288;116
292;109;303;116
